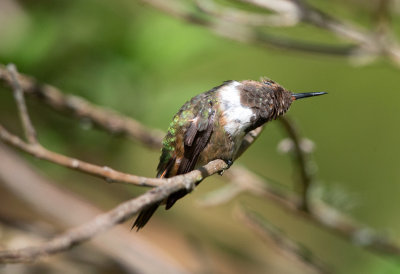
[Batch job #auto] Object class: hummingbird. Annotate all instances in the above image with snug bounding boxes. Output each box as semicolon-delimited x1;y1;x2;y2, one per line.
133;78;326;230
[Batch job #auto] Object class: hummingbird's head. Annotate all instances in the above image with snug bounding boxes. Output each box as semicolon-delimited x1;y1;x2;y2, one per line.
260;78;327;103
235;78;326;132
258;78;327;119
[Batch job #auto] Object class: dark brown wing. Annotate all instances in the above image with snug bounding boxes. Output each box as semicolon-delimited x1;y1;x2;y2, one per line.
132;91;217;230
165;108;215;209
178;110;215;174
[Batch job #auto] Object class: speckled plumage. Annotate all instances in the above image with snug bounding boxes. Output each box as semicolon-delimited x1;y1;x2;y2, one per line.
133;78;325;230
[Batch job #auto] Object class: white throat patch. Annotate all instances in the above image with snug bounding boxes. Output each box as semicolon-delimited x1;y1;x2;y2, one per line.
218;81;255;137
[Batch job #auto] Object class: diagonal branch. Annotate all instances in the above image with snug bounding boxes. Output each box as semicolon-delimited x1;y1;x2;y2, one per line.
0;64;165;187
278;117;313;211
240;0;371;44
221;166;400;257
6;64;38;145
0;64;164;149
196;0;299;27
139;0;400;65
140;0;357;56
0;124;164;187
0;159;227;264
0;144;186;273
236;206;330;274
235;125;265;160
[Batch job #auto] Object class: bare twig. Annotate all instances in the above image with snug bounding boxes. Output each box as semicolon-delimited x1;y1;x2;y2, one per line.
202;164;300;208
374;0;392;28
0;159;227;263
201;164;400;258
372;0;392;53
0;64;165;187
140;0;357;56
241;0;371;44
196;0;299;27
235;126;265;159
278;117;313;211
139;0;400;65
0;65;164;149
226;167;400;257
236;207;330;274
0;124;166;187
197;183;244;207
198;164;289;207
0;144;186;273
6;64;38;144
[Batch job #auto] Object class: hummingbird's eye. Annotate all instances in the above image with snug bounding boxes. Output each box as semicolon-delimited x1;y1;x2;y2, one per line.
262;78;274;86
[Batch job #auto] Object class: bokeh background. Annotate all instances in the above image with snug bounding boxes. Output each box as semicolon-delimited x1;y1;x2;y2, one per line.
1;0;400;273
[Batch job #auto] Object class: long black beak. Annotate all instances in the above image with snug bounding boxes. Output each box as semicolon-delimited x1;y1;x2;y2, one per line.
292;92;327;100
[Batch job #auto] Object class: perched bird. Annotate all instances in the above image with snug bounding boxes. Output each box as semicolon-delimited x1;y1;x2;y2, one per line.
133;78;326;230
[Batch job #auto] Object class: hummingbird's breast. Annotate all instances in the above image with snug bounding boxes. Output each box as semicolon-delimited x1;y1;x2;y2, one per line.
216;81;256;158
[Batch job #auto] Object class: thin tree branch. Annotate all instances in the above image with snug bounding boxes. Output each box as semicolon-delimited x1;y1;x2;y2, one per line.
0;64;165;187
235;125;265;159
0;159;227;264
373;0;392;29
0;124;166;187
6;64;38;144
197;183;244;207
220;166;400;257
0;65;164;149
0;144;186;273
139;0;357;56
278;117;313;211
244;0;400;65
198;164;289;207
236;206;330;274
139;0;400;65
196;0;299;27
240;0;373;45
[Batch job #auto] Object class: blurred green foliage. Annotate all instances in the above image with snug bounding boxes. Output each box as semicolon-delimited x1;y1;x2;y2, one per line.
1;0;400;273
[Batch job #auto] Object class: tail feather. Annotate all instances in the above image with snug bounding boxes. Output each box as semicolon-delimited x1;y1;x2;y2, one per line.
132;157;175;231
165;189;188;210
132;202;161;231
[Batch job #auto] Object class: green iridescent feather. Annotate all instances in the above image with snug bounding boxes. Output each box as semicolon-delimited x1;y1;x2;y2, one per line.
156;89;218;177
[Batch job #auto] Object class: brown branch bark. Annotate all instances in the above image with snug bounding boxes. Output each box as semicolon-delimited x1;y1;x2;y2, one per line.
223;166;400;257
0;64;164;149
140;0;357;56
6;64;38;144
235;125;265;160
0;159;227;263
0;124;165;187
196;0;299;27
140;0;400;65
374;0;391;29
278;117;313;211
0;64;166;187
0;144;186;273
236;206;330;274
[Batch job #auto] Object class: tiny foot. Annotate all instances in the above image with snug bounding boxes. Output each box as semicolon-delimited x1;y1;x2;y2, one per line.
218;159;233;175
